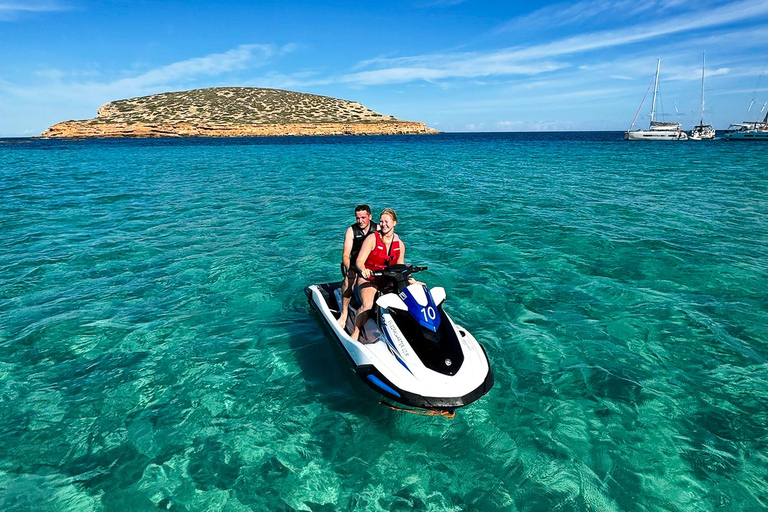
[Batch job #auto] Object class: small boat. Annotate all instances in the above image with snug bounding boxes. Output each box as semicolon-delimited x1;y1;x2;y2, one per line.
624;59;688;141
306;264;494;414
690;54;716;140
690;124;716;140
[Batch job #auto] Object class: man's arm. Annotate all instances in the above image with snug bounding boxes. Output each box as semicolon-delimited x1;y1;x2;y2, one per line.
341;227;354;272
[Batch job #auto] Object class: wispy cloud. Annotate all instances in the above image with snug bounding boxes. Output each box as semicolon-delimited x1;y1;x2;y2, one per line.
245;71;333;90
4;44;296;101
0;0;71;21
516;0;768;58
108;44;290;91
494;0;697;34
0;42;300;133
338;0;768;86
667;66;731;81
340;52;565;85
415;0;469;7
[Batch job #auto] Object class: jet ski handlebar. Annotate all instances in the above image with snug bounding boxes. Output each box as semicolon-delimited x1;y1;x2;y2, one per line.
370;264;427;278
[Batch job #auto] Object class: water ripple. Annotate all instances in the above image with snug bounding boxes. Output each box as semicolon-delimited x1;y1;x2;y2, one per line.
1;135;767;511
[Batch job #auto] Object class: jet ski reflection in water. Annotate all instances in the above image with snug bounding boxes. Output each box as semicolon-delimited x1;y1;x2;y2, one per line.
305;264;494;414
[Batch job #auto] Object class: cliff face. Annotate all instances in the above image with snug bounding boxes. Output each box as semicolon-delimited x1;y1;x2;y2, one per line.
41;87;438;138
41;120;437;138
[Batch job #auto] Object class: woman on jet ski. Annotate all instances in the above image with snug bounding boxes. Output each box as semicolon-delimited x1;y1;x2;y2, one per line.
349;208;406;342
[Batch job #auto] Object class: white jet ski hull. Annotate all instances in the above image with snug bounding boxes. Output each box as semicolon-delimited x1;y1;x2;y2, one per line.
305;281;494;411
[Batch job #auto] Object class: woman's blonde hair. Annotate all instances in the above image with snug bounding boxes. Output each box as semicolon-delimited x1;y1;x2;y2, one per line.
380;208;398;222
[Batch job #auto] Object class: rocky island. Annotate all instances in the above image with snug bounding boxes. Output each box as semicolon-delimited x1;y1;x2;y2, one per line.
41;87;438;138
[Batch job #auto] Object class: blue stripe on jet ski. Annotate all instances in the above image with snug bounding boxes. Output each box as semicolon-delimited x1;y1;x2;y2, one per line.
366;375;401;397
381;323;411;373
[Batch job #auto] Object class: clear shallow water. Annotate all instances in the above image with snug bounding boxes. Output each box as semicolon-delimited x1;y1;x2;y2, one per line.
1;133;767;511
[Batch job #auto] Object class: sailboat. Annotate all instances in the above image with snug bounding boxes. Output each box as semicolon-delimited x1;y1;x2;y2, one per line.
690;54;716;140
624;59;688;141
723;77;768;141
723;111;768;140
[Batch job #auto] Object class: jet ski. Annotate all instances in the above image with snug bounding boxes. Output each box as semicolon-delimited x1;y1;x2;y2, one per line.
305;264;494;413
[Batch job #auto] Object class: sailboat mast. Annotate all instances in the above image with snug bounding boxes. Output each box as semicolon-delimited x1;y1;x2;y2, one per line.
650;59;660;123
699;53;706;126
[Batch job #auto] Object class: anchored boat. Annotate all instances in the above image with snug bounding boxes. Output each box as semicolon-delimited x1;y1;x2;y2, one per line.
724;112;768;141
690;53;716;140
625;59;688;141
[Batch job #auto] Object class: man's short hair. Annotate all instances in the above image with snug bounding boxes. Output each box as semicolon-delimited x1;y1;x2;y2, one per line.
355;204;371;214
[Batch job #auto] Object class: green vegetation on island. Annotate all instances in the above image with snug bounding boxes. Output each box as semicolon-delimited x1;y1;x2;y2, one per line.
41;87;437;138
93;87;401;125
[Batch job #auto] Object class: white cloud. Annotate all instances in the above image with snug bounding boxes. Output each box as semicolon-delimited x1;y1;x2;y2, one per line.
244;71;333;90
0;0;70;20
667;66;731;81
415;0;468;7
108;44;282;91
338;0;768;87
0;43;298;134
494;0;698;34
3;43;296;102
341;54;565;85
527;120;577;131
519;0;768;58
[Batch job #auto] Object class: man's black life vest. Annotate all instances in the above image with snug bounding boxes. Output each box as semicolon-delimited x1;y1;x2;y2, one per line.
349;222;376;269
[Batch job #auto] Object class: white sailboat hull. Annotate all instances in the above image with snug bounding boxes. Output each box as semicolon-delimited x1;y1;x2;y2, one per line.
723;130;768;140
724;123;768;140
625;60;688;141
689;125;716;140
624;127;688;141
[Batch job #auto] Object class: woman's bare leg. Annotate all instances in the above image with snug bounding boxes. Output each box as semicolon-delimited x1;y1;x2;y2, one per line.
350;280;376;342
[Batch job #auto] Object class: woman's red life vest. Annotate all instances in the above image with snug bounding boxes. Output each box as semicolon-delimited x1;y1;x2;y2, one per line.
364;231;401;275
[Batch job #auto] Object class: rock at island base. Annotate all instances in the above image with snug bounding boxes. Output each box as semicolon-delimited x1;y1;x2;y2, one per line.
41;120;438;138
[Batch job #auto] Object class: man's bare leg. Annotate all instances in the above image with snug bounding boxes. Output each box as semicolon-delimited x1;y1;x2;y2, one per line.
337;270;357;330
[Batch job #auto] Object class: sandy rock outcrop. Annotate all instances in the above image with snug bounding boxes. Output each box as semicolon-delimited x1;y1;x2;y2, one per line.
41;120;437;138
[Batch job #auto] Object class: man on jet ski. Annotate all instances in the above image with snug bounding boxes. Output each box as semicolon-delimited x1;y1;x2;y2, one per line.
350;208;406;342
338;204;378;329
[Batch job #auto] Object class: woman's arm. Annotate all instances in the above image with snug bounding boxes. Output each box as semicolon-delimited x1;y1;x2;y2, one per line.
397;240;405;264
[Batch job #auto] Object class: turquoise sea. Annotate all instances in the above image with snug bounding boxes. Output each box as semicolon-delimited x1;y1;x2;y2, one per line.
1;133;767;511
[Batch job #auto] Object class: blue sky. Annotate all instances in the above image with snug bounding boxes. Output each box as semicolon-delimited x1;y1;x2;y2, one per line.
2;0;768;136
